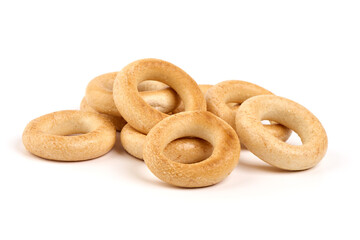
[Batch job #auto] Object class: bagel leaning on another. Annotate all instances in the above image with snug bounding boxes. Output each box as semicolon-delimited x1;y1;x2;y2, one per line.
236;95;328;170
113;58;207;134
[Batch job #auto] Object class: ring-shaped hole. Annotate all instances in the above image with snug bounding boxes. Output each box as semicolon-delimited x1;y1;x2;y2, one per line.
101;78;114;92
285;132;302;146
137;80;169;92
43;118;96;136
156;120;225;166
261;120;271;125
260;107;311;145
163;137;214;164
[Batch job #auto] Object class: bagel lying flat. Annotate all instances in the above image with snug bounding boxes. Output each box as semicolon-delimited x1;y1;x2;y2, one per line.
143;111;241;188
23;110;116;161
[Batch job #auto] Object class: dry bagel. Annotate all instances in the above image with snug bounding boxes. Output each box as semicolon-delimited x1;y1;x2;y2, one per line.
120;123;213;163
86;72;180;117
206;80;291;142
143;111;240;188
80;97;127;131
113;59;207;134
235;95;328;170
22;110;116;161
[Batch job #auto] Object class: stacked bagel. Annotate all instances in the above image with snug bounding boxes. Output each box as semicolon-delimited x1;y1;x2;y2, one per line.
23;58;328;188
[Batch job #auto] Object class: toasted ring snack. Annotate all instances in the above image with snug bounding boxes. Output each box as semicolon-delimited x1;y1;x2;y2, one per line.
143;111;240;188
206;80;291;142
80;97;127;131
236;95;328;170
86;72;180;116
120;124;213;163
113;59;207;134
173;84;213;114
22;110;116;161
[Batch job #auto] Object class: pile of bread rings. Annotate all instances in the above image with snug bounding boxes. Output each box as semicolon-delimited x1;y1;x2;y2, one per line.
23;58;328;188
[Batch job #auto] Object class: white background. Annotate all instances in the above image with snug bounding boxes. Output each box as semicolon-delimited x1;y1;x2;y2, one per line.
1;1;359;239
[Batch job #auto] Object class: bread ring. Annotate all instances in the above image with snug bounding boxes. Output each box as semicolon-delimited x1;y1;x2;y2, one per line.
172;84;213;114
235;95;328;170
206;80;291;142
120;124;213;163
143;111;240;188
22;110;116;161
113;59;207;134
80;97;127;131
85;72;180;117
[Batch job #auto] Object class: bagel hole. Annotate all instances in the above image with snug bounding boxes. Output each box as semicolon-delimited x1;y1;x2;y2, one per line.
261;120;271;125
163;137;214;164
65;133;86;136
103;80;114;92
137;80;169;92
137;80;180;114
286;132;302;146
45;120;93;136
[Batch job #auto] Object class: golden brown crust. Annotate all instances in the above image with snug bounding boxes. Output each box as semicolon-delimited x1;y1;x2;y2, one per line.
120;124;213;163
113;59;207;134
80;97;126;131
235;95;328;170
143;111;240;188
22;110;116;161
206;80;291;142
